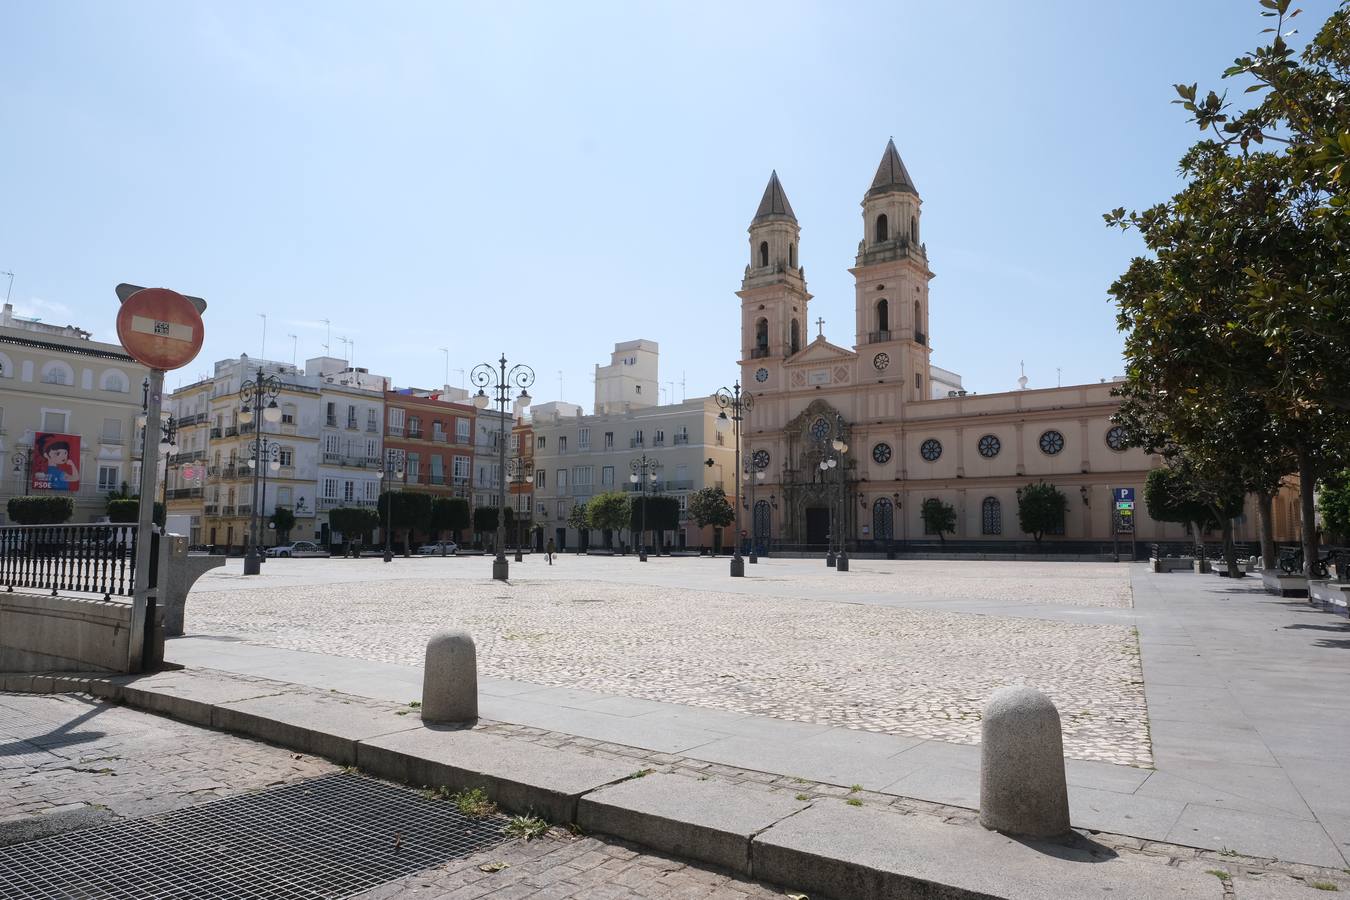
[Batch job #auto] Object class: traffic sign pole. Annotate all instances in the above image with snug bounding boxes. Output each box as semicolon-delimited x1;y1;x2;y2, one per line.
128;368;164;672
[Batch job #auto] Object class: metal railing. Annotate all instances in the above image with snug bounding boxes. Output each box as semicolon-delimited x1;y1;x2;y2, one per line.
388;425;404;437
868;330;892;344
673;434;690;445
224;426;239;437
915;330;926;346
0;524;140;600
750;347;771;359
210;427;223;438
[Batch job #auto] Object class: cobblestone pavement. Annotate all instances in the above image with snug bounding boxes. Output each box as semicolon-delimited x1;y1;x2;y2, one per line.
187;563;1150;766
0;694;788;899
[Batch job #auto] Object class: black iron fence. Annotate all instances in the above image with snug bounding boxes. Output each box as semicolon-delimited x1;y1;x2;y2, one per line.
0;524;141;600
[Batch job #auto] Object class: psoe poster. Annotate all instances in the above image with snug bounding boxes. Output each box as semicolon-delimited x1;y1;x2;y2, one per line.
32;432;82;492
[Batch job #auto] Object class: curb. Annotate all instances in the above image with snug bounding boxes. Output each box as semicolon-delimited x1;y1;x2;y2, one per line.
1;670;1240;899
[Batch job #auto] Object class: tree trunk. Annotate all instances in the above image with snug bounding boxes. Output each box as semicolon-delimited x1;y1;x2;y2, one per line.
1298;447;1319;579
1257;490;1276;571
1220;515;1239;577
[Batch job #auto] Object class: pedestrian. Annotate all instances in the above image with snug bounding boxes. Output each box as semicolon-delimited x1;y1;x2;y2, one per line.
545;537;555;565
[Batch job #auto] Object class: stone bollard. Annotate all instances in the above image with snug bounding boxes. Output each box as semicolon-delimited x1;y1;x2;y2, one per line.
979;685;1070;838
422;629;478;725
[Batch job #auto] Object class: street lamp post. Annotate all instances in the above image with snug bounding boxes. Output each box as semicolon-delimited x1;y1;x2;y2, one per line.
382;460;405;563
830;415;850;573
819;456;838;566
715;381;753;578
630;455;660;562
509;454;532;563
238;367;282;576
246;440;281;549
472;354;534;581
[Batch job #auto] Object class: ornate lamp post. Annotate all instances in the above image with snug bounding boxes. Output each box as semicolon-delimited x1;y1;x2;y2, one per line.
238;367;282;576
381;457;405;563
509;454;532;563
818;455;838;566
630;454;660;562
715;381;753;578
831;418;850;573
246;440;282;549
472;354;534;581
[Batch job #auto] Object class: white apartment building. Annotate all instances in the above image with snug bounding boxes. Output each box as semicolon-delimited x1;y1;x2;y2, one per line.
473;408;511;509
0;304;148;523
311;357;387;540
531;341;737;550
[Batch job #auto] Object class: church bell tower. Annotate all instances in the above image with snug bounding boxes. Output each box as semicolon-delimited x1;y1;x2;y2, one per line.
739;171;811;386
850;139;934;401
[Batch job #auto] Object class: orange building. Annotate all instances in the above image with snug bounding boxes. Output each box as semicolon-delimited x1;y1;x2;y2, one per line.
382;390;476;503
509;417;535;548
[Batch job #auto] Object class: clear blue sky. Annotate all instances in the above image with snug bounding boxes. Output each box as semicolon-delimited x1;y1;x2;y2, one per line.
1;1;1328;405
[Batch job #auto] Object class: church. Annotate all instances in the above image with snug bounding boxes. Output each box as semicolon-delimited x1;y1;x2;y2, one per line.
738;140;1214;549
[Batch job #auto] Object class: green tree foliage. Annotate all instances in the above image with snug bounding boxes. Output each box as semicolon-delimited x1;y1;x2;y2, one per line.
919;498;956;543
270;506;296;543
630;495;681;550
328;506;380;548
105;496;165;527
1106;0;1350;574
687;487;734;529
1017;482;1067;544
379;490;432;555
565;502;588;533
430;497;470;540
586;491;630;547
473;505;514;535
1319;469;1350;542
7;495;75;525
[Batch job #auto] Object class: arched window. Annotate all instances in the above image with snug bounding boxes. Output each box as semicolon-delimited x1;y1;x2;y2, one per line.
911;216;918;243
876;298;889;333
754;318;768;352
876;214;888;243
40;361;74;385
790;319;801;354
982;497;1002;535
789;243;796;267
99;369;128;392
872;498;894;541
759;241;769;267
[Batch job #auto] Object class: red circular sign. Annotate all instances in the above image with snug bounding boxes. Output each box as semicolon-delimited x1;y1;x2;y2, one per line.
115;288;205;371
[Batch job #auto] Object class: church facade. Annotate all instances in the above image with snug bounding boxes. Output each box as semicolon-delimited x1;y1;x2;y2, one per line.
738;141;1234;548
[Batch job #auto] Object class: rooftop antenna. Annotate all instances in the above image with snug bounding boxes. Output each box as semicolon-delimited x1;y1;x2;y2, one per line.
439;347;449;388
681;371;687;402
558;370;564;399
321;318;331;354
287;333;298;367
259;313;268;359
666;381;675;405
1057;367;1062;388
338;336;351;362
1;271;13;304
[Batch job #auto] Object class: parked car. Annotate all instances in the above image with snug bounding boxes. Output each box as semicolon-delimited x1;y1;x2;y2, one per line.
267;540;327;558
418;541;458;556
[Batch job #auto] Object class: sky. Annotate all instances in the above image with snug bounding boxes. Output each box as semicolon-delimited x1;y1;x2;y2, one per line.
1;1;1330;407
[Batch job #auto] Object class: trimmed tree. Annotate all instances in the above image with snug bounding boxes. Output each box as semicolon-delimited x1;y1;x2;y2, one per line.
430;497;471;543
565;502;589;548
473;505;515;548
688;486;734;551
105;496;165;527
379;490;432;555
919;498;957;544
7;495;75;525
270;506;296;544
328;506;380;552
630;495;680;552
1017;482;1067;544
586;491;630;548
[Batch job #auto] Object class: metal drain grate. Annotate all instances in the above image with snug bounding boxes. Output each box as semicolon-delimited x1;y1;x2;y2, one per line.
0;772;510;899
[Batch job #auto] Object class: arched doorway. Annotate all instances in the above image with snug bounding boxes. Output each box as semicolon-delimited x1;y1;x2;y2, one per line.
753;500;771;551
872;497;894;541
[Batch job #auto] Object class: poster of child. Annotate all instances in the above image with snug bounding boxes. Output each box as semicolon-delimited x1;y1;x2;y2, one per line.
32;432;81;492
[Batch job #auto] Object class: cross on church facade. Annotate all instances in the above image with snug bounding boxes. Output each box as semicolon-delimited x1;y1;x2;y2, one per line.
815;317;825;338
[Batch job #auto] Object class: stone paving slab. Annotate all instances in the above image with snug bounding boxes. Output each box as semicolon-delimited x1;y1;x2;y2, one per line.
358;724;639;824
1166;804;1347;870
213;689;421;765
578;773;809;875
751;802;1226;900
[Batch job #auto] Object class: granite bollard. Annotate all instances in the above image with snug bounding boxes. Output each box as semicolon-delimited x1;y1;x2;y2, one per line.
421;629;478;725
978;684;1070;838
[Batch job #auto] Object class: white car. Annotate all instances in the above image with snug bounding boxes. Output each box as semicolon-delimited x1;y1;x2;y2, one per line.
418;541;458;556
267;541;327;558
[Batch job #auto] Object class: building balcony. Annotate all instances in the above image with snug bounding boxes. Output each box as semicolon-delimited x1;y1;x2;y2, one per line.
240;422;256;434
366;423;378;433
178;412;209;426
209;427;223;438
750;347;771;359
432;432;449;443
236;504;252;517
388;425;404;437
100;434;124;445
915;330;926;346
322;453;373;469
221;505;237;517
170;450;207;464
407;429;424;439
630;438;644;448
673;434;689;445
224;426;239;437
868;330;892;344
326;416;338;428
169;487;205;499
346;420;359;430
205;504;220;516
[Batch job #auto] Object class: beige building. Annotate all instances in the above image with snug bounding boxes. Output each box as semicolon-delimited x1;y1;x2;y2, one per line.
532;342;737;550
739;142;1265;549
0;304;148;523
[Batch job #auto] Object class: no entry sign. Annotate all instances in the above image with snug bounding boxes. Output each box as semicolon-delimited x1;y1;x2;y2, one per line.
115;287;205;371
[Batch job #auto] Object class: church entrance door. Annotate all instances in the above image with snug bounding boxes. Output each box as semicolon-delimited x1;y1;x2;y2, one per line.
806;507;830;546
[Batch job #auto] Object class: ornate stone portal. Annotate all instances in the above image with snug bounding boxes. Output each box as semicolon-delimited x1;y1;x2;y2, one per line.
779;399;856;545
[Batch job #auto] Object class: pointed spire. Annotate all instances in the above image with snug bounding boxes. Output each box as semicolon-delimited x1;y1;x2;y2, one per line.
752;170;797;224
867;138;917;197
